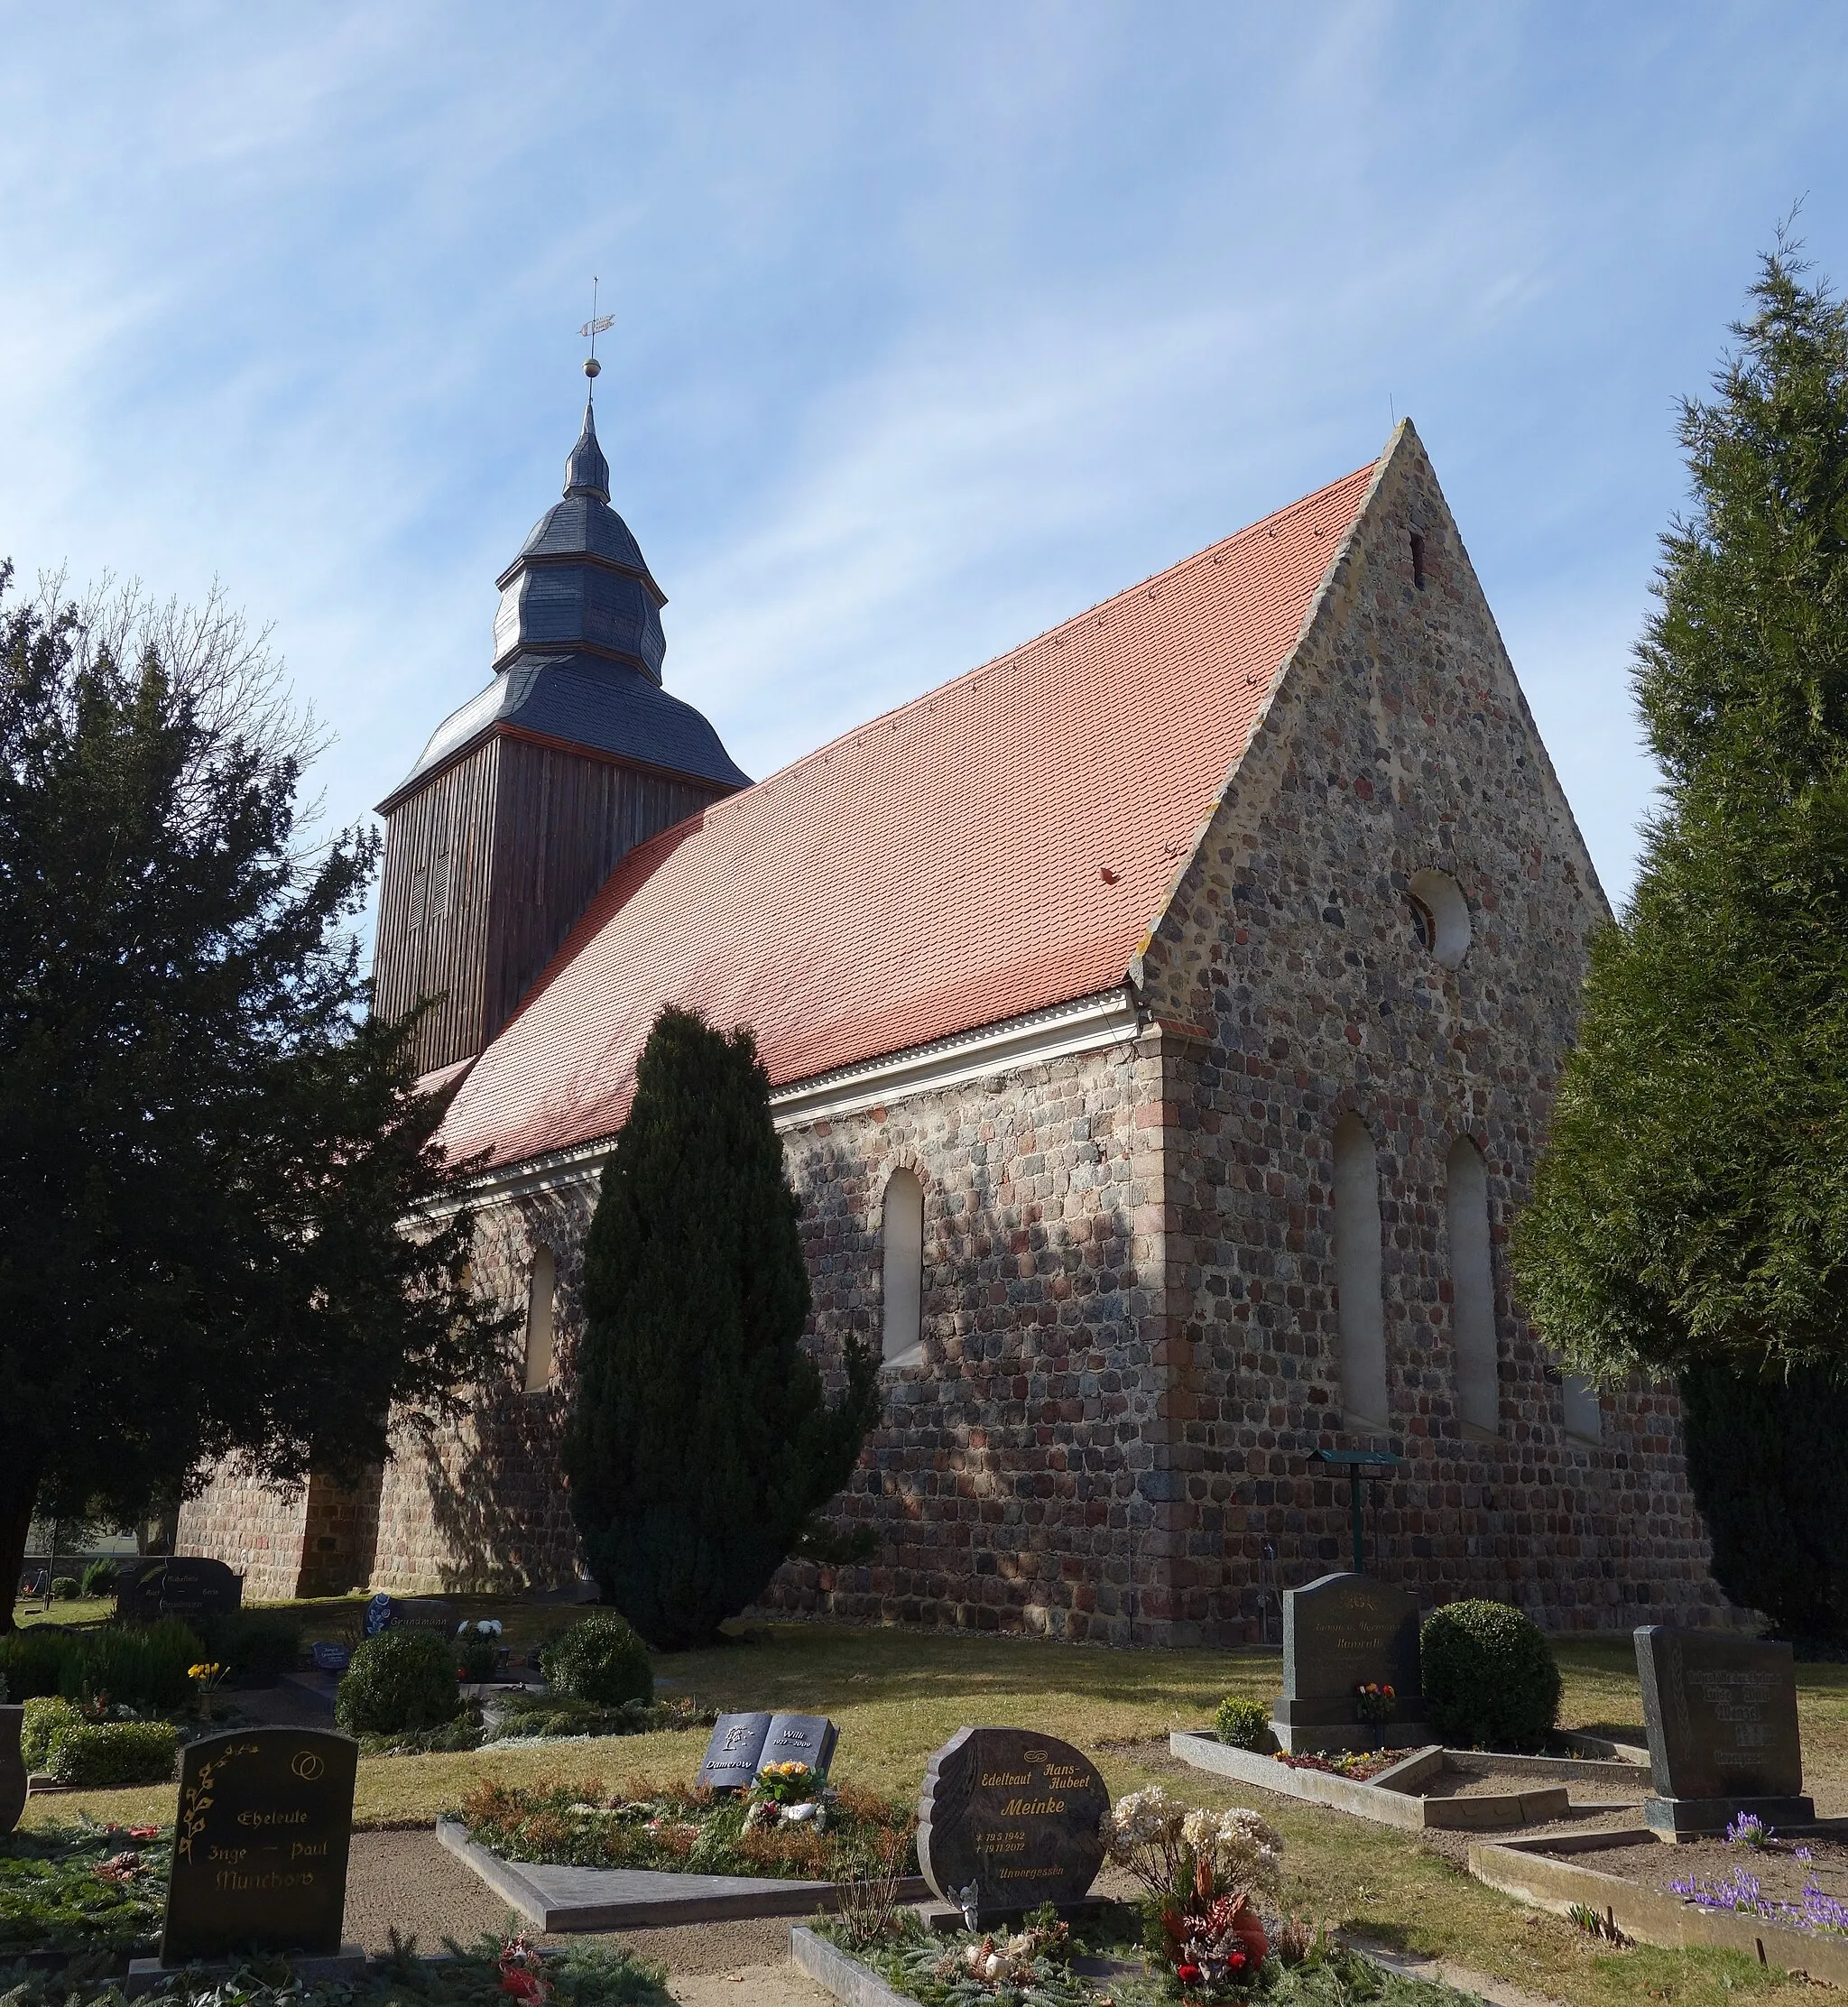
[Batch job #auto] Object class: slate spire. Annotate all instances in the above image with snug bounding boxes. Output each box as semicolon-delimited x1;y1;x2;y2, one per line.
563;377;610;503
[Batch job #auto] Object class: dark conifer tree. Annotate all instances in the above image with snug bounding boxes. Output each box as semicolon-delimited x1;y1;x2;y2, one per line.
1512;245;1848;1636
1516;245;1848;1381
0;574;506;1624
565;1007;881;1648
1678;1359;1848;1641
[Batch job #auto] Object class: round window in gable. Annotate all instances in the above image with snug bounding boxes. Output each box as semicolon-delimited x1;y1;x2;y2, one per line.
1408;869;1471;968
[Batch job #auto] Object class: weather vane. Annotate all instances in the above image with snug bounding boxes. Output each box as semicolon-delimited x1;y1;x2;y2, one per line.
578;277;615;384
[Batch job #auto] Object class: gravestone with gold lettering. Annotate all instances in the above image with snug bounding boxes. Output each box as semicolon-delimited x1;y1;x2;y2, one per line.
1636;1627;1814;1836
1271;1572;1426;1754
917;1727;1109;1927
152;1727;360;1968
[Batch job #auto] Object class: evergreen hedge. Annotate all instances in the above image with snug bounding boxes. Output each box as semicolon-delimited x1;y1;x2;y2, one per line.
564;1008;882;1649
0;1616;201;1711
1420;1600;1561;1752
43;1721;179;1789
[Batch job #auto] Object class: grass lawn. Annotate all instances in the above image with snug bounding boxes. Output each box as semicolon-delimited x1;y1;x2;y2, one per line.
19;1619;1848;2006
10;1596;117;1628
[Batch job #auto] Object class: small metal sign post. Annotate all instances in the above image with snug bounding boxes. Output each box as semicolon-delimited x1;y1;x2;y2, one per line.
1312;1447;1406;1575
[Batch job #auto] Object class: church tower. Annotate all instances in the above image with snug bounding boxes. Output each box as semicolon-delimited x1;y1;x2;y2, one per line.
373;372;748;1077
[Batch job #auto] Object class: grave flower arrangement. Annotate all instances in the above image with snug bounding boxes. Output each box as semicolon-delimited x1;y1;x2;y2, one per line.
1101;1787;1293;2003
188;1660;228;1721
746;1759;827;1827
1354;1682;1394;1726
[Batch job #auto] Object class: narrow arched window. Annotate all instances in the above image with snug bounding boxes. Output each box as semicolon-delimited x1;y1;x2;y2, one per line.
1333;1115;1388;1427
1446;1137;1498;1432
881;1169;924;1366
1562;1373;1602;1442
522;1246;557;1393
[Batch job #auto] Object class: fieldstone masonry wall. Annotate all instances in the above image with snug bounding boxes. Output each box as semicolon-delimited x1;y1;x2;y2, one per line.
178;424;1719;1635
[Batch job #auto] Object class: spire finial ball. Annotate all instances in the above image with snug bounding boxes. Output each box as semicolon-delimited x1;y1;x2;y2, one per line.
584;356;601;380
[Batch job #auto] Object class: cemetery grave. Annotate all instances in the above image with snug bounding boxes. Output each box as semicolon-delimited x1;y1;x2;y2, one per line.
797;1753;1483;2007
1172;1572;1646;1834
1470;1626;1848;1977
438;1708;929;1928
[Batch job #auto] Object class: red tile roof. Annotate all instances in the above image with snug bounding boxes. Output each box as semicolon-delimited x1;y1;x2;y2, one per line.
436;458;1380;1170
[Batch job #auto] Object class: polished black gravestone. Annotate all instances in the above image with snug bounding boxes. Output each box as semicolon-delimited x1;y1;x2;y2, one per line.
1272;1572;1425;1754
1635;1627;1813;1836
917;1727;1109;1927
152;1727;359;1968
116;1557;243;1623
0;1706;23;1835
696;1712;837;1791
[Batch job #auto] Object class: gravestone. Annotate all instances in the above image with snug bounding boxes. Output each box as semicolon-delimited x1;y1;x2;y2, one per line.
116;1557;243;1624
0;1706;23;1835
1271;1572;1425;1754
152;1727;360;1968
1635;1627;1814;1836
696;1711;838;1791
917;1727;1109;1927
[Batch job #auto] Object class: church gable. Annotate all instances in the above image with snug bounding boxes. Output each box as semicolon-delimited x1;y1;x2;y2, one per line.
1134;419;1608;1038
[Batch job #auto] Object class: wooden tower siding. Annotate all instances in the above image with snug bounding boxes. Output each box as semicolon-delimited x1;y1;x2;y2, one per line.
375;733;725;1078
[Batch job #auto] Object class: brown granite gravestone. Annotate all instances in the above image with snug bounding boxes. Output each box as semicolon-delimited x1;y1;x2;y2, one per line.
1635;1627;1814;1836
917;1727;1109;1927
158;1727;358;1965
1271;1572;1426;1753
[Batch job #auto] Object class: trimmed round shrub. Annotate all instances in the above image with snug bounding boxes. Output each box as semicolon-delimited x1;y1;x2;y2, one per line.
1421;1600;1562;1753
22;1696;81;1771
46;1720;179;1788
540;1611;652;1706
1215;1696;1271;1751
79;1559;119;1598
336;1628;461;1735
49;1579;79;1602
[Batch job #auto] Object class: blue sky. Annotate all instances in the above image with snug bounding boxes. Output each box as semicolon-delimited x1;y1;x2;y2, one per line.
4;5;1846;927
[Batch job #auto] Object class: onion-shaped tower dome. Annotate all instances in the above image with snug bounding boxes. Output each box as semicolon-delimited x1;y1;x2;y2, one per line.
380;391;747;810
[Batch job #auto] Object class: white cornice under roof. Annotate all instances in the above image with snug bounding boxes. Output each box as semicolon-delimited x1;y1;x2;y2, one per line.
435;984;1145;1216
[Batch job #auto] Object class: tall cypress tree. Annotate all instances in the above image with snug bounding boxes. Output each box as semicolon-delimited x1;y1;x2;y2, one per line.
564;1007;881;1648
1515;245;1848;1382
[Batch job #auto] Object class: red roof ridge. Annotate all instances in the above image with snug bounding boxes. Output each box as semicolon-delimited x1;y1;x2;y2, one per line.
685;458;1381;823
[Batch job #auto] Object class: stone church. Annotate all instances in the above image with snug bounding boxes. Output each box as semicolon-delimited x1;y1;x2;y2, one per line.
180;386;1723;1642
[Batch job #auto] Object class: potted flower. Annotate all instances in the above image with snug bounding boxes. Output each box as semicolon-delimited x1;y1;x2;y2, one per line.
746;1760;827;1828
456;1619;504;1684
1354;1681;1395;1733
